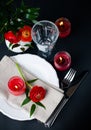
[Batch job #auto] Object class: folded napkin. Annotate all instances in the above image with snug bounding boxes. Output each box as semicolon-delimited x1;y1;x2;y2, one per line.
0;55;64;123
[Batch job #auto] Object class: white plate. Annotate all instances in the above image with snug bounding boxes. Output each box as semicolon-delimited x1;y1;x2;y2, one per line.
0;53;59;121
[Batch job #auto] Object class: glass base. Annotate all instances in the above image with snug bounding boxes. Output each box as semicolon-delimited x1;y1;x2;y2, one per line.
37;50;52;60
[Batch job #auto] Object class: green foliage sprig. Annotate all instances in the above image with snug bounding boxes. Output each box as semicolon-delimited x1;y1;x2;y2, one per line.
15;62;46;117
0;0;40;42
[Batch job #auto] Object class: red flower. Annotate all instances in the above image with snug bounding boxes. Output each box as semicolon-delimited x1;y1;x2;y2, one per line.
19;25;32;42
4;31;20;44
4;25;32;44
30;86;46;102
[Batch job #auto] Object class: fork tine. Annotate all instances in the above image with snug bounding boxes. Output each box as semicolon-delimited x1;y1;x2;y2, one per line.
61;68;77;88
64;68;76;81
64;68;74;81
64;68;72;79
69;69;76;82
65;68;74;77
67;69;76;81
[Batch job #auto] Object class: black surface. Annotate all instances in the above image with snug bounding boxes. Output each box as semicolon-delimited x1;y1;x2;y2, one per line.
0;0;91;129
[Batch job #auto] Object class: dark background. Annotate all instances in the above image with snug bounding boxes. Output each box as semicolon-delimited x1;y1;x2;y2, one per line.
0;0;91;129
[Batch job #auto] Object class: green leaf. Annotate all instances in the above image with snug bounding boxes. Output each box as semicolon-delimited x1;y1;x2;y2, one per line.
36;102;46;109
30;104;36;117
25;13;31;19
9;43;12;48
21;97;31;106
12;44;20;49
31;20;38;24
25;88;30;97
24;43;33;48
24;43;31;46
27;78;38;84
20;47;25;52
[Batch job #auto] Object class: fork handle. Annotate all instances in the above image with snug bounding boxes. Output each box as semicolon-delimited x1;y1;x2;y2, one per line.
45;97;68;127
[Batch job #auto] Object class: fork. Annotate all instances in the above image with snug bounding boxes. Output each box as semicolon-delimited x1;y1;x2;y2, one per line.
45;68;77;127
61;68;77;89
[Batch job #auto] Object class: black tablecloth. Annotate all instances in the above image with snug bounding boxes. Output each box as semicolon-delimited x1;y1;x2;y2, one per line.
0;0;91;129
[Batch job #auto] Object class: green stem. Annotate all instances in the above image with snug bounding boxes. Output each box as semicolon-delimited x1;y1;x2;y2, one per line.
0;21;8;33
6;0;14;6
25;81;33;89
15;62;32;89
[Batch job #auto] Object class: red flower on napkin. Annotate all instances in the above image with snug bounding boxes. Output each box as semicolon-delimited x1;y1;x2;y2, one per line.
14;63;46;117
30;86;46;102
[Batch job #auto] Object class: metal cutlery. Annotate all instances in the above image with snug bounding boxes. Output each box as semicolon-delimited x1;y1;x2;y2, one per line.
61;68;77;89
45;70;88;127
45;68;77;127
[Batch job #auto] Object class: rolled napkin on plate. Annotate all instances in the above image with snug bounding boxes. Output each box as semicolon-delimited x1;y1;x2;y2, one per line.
0;55;64;124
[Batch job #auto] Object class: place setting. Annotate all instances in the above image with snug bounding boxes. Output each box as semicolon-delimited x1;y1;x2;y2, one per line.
0;17;73;126
0;55;64;122
0;1;88;127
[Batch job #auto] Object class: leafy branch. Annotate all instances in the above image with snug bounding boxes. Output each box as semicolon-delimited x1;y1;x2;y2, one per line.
15;62;46;117
0;0;40;42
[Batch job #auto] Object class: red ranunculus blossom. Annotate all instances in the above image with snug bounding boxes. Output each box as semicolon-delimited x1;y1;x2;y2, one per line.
30;86;46;102
19;25;32;42
4;31;20;44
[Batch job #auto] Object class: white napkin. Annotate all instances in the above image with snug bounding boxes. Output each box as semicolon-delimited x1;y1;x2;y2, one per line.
0;55;64;123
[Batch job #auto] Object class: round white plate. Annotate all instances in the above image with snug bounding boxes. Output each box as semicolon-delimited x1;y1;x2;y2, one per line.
0;53;59;121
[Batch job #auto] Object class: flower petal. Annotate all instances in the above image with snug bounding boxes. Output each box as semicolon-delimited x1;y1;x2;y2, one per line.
30;86;46;102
